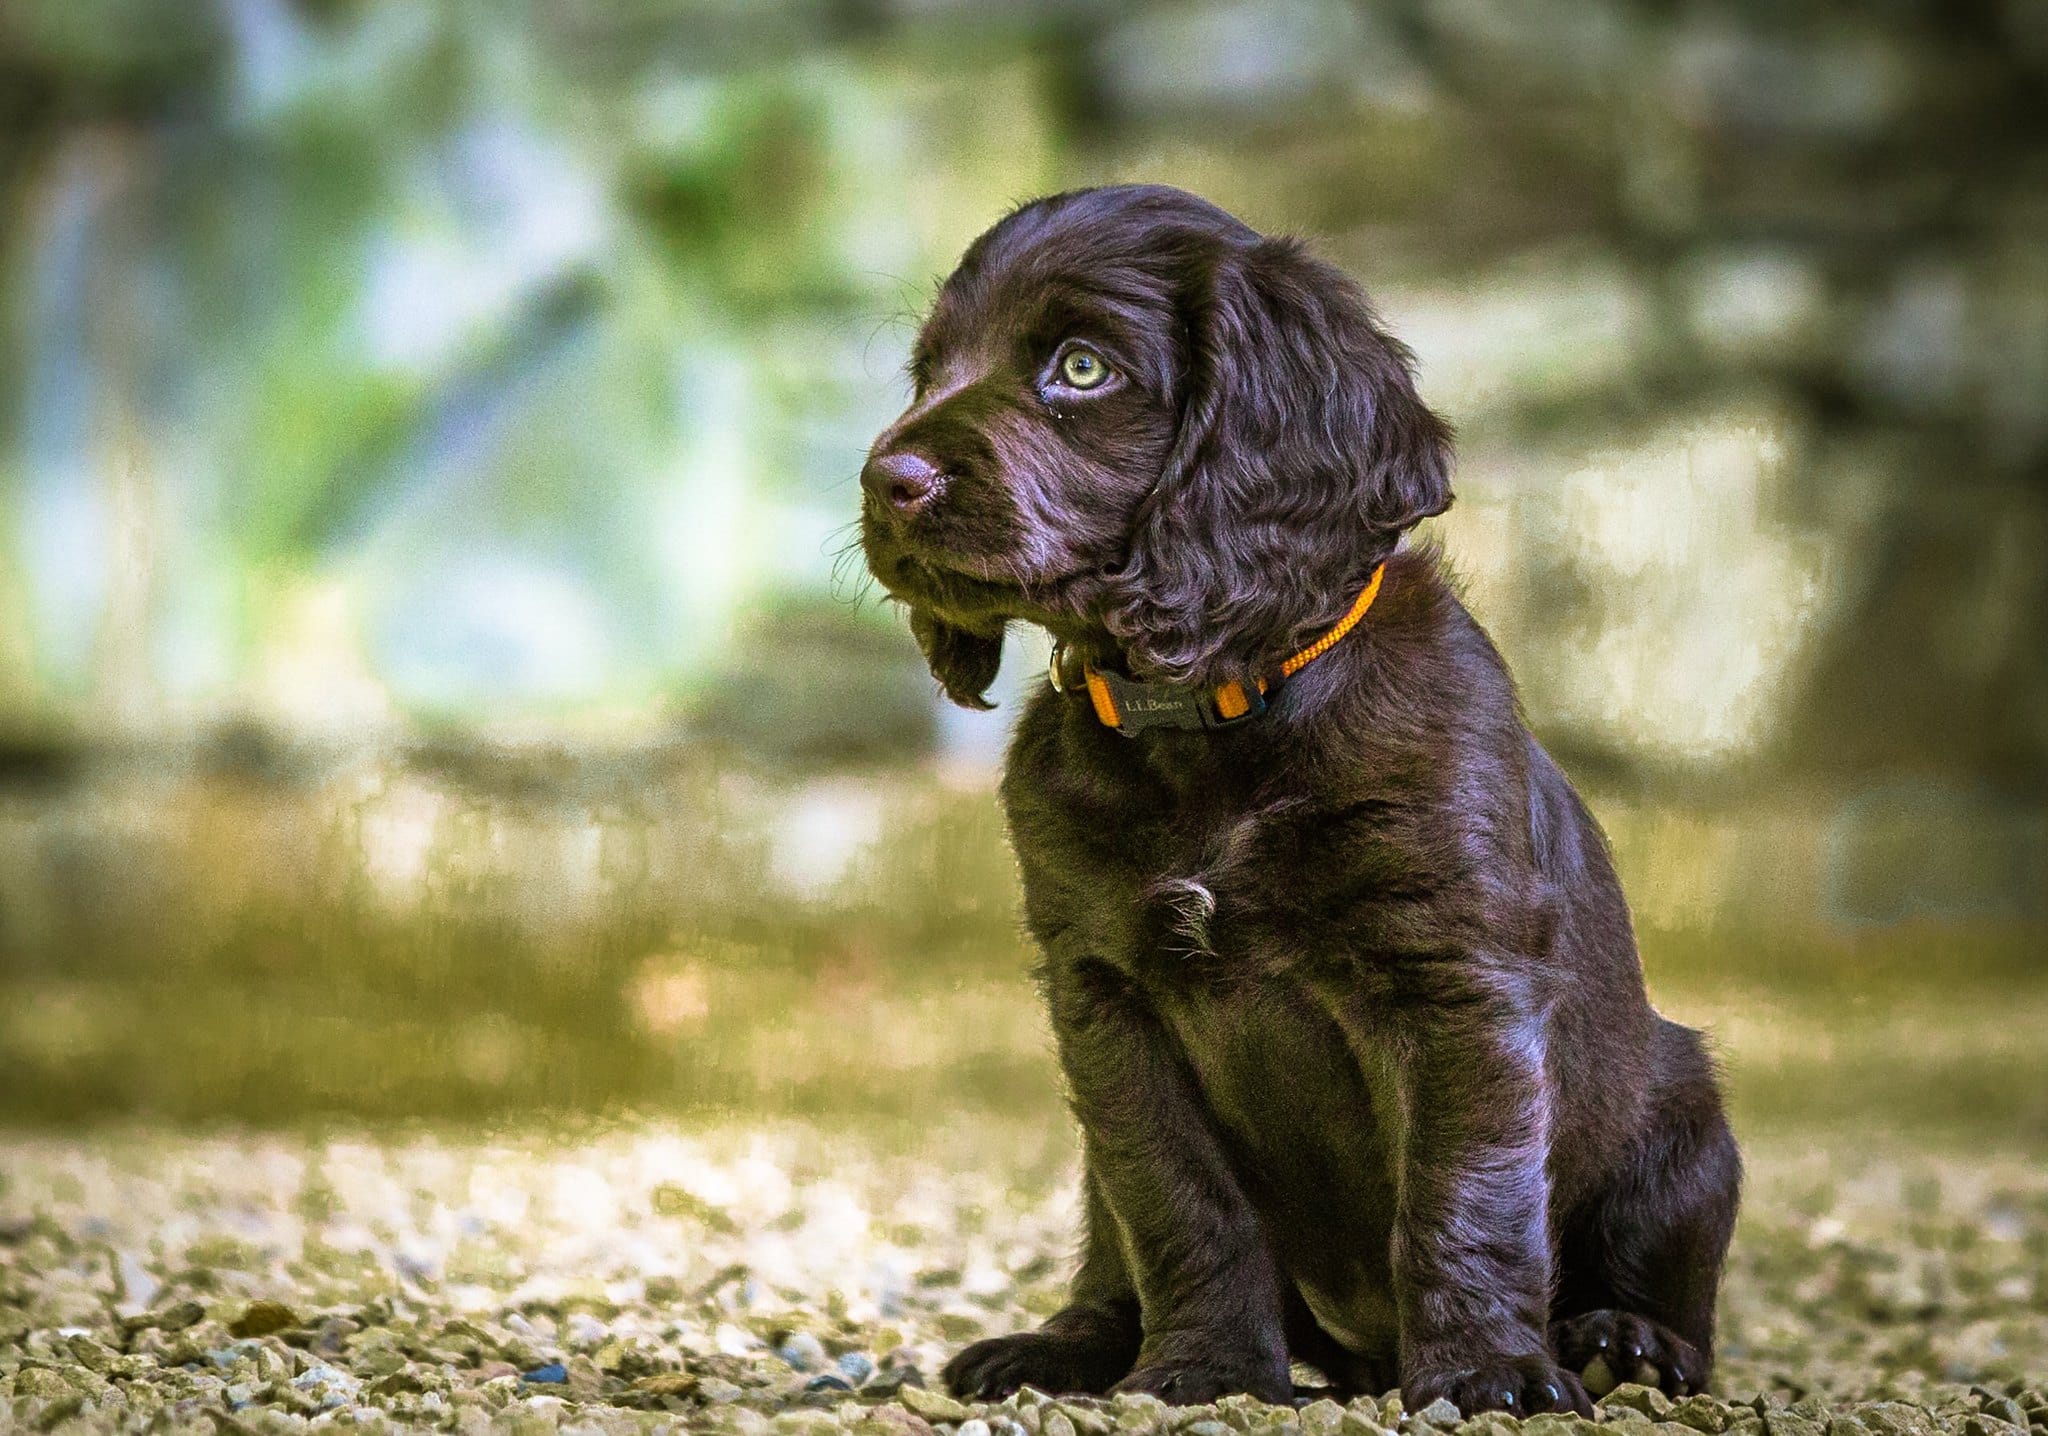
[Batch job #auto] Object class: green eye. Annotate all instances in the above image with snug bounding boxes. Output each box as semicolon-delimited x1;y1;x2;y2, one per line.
1059;347;1110;389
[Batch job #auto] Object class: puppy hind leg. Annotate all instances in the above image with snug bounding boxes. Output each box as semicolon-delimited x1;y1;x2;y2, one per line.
1552;1023;1741;1397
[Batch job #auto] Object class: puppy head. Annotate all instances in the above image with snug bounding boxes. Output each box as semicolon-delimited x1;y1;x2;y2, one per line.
861;184;1451;706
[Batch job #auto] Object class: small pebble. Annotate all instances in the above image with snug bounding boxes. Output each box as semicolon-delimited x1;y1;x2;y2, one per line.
1415;1396;1463;1427
123;1299;205;1334
634;1373;701;1397
228;1300;299;1338
900;1382;971;1422
869;1364;926;1395
780;1329;828;1371
292;1363;359;1409
564;1313;610;1349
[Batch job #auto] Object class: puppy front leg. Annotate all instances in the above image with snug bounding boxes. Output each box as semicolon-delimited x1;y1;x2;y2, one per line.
1051;957;1293;1405
945;1172;1141;1399
1389;986;1594;1418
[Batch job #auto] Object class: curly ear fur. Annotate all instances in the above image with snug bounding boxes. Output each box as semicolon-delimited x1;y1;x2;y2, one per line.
911;608;1004;710
1104;236;1453;686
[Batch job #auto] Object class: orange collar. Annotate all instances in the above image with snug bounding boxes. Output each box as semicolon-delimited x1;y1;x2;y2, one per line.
1051;564;1386;735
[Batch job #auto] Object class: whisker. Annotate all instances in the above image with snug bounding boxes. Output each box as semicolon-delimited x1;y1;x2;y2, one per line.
825;521;878;608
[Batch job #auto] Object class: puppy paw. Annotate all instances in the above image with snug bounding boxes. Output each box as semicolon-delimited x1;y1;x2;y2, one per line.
1111;1357;1292;1406
1551;1310;1705;1397
944;1330;1131;1400
1405;1355;1594;1418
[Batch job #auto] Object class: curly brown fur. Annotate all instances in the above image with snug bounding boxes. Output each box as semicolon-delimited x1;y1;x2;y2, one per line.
860;184;1740;1416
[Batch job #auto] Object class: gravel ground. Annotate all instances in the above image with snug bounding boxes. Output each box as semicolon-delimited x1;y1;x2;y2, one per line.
2;1121;2044;1433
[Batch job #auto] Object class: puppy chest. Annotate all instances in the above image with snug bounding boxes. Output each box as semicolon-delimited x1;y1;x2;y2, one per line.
1154;981;1394;1201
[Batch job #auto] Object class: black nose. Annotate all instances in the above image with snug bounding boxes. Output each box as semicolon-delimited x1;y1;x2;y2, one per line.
862;449;942;516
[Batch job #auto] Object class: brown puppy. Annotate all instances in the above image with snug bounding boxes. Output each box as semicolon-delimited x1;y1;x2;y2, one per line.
859;185;1740;1417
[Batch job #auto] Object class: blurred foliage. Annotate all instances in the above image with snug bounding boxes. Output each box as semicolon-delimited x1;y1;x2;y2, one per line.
0;0;2040;785
0;1;2043;1129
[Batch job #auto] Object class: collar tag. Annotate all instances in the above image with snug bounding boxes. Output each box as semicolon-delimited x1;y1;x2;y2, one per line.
1084;670;1268;735
1092;670;1209;733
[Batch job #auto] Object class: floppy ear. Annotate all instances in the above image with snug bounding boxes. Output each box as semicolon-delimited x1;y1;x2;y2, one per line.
910;608;1004;710
1105;236;1452;686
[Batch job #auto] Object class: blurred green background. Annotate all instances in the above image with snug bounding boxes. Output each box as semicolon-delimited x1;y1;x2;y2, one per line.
0;0;2043;1143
